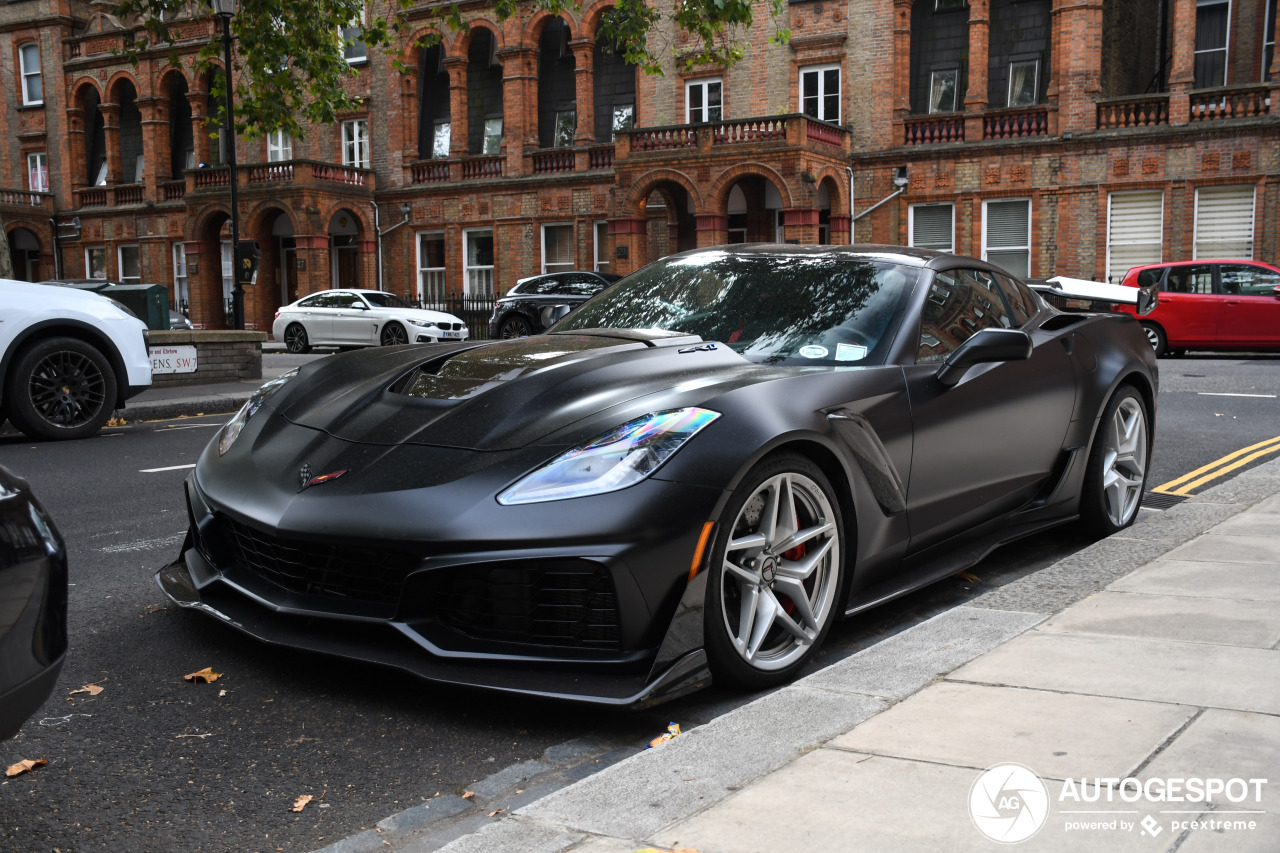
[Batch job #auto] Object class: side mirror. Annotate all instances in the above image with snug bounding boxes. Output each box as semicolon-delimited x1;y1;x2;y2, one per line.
936;328;1033;387
353;302;369;310
1136;283;1159;315
541;304;571;326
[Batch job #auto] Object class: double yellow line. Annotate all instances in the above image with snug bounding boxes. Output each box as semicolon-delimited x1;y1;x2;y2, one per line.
1153;435;1280;496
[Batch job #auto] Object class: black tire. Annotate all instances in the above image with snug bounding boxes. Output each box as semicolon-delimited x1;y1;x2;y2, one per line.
1140;321;1167;358
284;323;311;354
380;323;408;346
1079;386;1151;538
498;316;533;339
705;452;845;689
5;337;118;441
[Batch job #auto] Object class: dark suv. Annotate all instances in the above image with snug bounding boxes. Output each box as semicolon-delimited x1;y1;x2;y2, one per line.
488;271;621;339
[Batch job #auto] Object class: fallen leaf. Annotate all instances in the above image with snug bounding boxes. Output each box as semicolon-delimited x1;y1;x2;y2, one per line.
291;795;314;812
6;759;48;777
683;777;696;781
462;791;475;799
218;690;227;697
67;683;104;698
487;808;505;817
146;605;166;614
956;571;980;583
184;667;222;684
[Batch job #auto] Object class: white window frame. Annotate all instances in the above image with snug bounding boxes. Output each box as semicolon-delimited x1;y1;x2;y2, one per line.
173;243;189;312
267;130;292;162
541;223;574;275
686;78;723;124
909;203;955;253
463;228;495;297
342;119;370;169
593;221;609;272
553;110;577;148
27;152;48;193
1007;58;1040;107
118;244;141;284
482;117;503;156
1106;190;1164;283
341;6;367;65
416;230;446;303
1193;185;1255;260
1195;0;1231;89
19;42;42;106
928;68;960;113
611;103;635;141
431;120;451;158
981;198;1032;278
799;64;841;124
85;245;107;279
1264;0;1275;82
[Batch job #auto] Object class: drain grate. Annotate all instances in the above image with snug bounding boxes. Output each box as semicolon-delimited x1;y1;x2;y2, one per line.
1142;491;1188;510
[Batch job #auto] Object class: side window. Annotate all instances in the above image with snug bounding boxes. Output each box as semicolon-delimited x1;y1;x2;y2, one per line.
993;272;1038;326
917;270;1007;363
1220;264;1280;296
1136;268;1165;289
1164;266;1214;294
298;295;323;308
332;292;361;308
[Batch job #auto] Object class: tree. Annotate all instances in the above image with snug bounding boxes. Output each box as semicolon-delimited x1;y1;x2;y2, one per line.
111;0;788;140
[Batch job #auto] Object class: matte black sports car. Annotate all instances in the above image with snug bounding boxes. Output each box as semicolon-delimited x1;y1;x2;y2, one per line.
157;246;1157;706
488;271;622;339
1;466;68;739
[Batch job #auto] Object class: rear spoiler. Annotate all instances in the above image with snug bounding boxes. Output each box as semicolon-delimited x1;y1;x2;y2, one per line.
1027;276;1159;316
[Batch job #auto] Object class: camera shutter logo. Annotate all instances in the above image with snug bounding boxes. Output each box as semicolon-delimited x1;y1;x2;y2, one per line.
969;763;1050;843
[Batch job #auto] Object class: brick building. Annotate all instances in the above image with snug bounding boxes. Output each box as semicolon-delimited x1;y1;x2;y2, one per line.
2;0;1277;332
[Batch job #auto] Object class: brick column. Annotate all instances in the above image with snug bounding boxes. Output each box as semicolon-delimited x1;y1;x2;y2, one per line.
99;101;122;184
187;89;212;166
570;38;595;145
67;105;87;187
1049;0;1103;136
608;216;647;275
781;208;820;244
138;96;168;201
400;61;419;161
498;46;538;155
1167;0;1197;125
829;214;852;245
444;57;468;160
695;213;728;248
892;0;913;143
964;0;990;142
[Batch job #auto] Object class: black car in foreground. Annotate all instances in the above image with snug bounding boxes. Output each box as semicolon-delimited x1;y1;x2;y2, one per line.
157;245;1157;706
0;467;68;739
488;270;622;338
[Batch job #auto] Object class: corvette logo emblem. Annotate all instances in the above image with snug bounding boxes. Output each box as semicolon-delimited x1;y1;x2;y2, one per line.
298;464;348;491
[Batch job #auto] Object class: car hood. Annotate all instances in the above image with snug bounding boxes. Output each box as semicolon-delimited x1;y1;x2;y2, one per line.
271;330;773;451
377;306;465;323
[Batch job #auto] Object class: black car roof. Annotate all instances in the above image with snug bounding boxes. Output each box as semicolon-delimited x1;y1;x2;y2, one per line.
659;243;963;270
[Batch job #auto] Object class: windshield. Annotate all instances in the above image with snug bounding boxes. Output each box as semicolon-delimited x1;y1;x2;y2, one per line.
553;251;919;366
363;292;414;309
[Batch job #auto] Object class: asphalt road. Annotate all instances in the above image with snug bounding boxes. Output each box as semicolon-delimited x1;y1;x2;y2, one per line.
0;352;1276;852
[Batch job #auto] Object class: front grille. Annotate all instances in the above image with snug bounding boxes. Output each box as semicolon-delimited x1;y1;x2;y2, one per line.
220;515;420;605
429;560;621;651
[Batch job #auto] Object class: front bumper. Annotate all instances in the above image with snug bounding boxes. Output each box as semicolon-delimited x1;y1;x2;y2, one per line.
157;473;725;706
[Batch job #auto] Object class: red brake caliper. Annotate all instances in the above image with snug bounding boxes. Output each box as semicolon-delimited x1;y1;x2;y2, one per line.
778;518;807;614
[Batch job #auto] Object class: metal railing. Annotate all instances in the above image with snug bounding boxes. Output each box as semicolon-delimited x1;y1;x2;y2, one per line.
414;293;497;340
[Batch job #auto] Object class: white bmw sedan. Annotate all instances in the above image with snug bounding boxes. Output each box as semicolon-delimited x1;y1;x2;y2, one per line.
272;290;469;353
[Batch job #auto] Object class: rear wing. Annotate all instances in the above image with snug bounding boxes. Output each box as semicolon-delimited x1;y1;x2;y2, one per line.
1026;275;1158;316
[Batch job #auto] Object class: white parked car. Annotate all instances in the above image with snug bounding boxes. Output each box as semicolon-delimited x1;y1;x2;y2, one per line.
272;290;470;353
0;279;152;440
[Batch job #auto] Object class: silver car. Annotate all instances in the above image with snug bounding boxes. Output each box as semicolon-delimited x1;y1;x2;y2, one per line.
271;290;469;353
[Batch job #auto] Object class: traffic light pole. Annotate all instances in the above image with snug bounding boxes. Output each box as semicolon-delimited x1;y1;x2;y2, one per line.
220;12;244;331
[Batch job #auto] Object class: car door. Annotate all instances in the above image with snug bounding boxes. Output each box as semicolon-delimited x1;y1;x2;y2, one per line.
903;268;1076;554
1216;263;1280;347
292;293;334;342
329;292;375;344
1158;264;1218;346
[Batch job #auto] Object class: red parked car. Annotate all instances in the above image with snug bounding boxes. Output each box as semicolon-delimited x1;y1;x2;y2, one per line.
1117;259;1280;356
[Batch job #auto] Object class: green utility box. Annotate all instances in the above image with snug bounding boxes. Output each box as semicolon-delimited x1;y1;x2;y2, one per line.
107;284;171;331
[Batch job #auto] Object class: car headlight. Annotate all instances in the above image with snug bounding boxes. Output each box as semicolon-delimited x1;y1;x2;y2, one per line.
497;407;720;505
217;368;299;455
407;319;438;328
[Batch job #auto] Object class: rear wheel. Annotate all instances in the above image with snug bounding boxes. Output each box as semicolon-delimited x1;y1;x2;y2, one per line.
6;337;118;440
1140;321;1167;357
380;323;408;346
705;453;844;689
1080;386;1150;537
499;316;532;339
283;323;311;354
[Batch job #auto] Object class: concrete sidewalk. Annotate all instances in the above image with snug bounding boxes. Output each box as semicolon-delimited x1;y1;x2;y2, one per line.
390;459;1280;853
111;344;298;424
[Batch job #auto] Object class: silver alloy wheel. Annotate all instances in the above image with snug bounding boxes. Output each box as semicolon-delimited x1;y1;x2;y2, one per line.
1101;396;1148;527
719;471;840;671
1143;326;1159;350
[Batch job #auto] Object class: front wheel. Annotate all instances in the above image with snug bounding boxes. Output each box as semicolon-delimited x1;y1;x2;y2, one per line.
705;453;845;689
1080;387;1151;537
498;316;532;339
380;323;408;346
5;337;118;440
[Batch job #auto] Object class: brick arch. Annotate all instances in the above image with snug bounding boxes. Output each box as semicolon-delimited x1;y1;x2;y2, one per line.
403;26;457;68
244;202;297;236
192;205;231;240
156;66;193;94
812;168;849;215
708;164;794;211
620;168;704;214
71;76;105;105
580;1;620;39
522;9;576;45
320;204;371;236
455;20;504;57
105;71;140;103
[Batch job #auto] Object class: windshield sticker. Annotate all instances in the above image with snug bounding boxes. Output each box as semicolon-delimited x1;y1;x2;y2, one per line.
836;344;869;361
799;345;829;359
